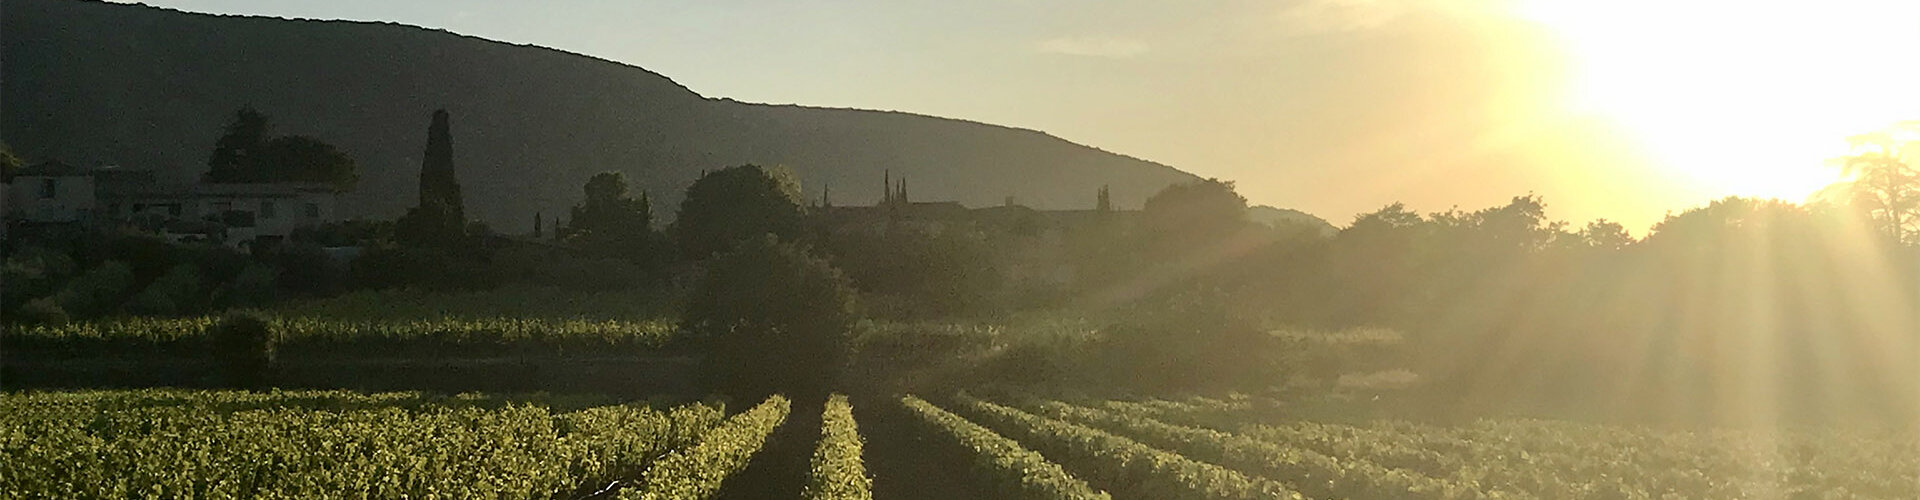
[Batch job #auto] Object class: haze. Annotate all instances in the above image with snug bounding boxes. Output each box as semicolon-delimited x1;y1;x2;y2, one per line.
115;0;1920;230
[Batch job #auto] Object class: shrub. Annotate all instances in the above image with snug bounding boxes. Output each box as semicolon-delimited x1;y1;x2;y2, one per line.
490;246;644;291
217;264;279;309
271;244;348;295
209;311;278;389
104;231;178;285
14;298;69;325
126;264;206;316
1093;288;1290;393
175;243;251;285
687;235;858;401
1;246;78;312
350;245;494;291
52;260;135;317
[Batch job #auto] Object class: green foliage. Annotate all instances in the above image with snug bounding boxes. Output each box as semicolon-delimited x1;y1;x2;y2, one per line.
218;263;279;308
394;109;468;249
350;244;493;291
256;135;359;191
951;394;1303;500
803;394;873;500
1110;394;1920;499
1094;288;1290;393
209;311;278;388
125;263;205;316
674;164;805;259
1022;398;1484;500
899;395;1109;500
394;200;469;249
688;236;858;400
52;260;134;317
626;394;791;500
1142;178;1249;248
8;287;679;357
0;389;724;499
16;298;70;325
825;225;1002;318
564;171;666;271
490;246;647;291
269;244;349;295
203;107;357;191
289;218;394;247
2;246;78;314
204;106;269;183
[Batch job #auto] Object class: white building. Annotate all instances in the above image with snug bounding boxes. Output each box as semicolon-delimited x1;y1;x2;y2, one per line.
6;161;98;223
5;162;345;248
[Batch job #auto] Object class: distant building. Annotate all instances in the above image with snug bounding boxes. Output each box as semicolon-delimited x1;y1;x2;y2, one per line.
3;162;344;248
6;160;98;223
811;174;1140;290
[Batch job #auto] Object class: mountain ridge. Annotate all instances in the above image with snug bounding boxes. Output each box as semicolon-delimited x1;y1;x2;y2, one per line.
3;0;1203;231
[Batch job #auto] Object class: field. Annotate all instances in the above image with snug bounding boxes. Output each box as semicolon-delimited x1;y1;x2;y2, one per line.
2;287;681;357
7;389;1912;499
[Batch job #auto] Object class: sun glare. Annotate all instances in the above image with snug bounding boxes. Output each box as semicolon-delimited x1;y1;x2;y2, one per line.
1519;0;1920;202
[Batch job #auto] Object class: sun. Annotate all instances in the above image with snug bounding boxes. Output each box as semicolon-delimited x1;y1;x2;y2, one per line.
1517;0;1920;202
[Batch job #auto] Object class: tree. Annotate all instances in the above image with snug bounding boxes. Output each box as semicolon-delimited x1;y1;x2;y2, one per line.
1141;178;1248;248
564;171;659;264
1575;219;1634;250
686;235;858;401
257;136;358;192
674;164;805;259
205;106;269;183
395;110;467;248
202;107;358;192
417;109;464;224
1834;125;1920;244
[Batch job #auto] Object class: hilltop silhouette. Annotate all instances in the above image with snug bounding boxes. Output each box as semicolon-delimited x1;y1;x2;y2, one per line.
1;0;1201;229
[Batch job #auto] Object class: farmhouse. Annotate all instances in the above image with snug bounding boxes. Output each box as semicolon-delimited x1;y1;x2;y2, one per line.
3;161;344;248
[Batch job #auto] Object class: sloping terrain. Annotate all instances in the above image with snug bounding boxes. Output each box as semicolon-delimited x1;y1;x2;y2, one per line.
1;0;1199;230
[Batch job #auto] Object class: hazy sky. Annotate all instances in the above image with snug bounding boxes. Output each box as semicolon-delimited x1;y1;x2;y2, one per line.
119;0;1920;231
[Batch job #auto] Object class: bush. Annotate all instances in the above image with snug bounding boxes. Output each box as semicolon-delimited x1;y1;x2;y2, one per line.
1;246;78;313
126;264;207;316
350;245;495;291
104;232;178;285
687;236;858;401
210;311;278;389
218;264;279;309
271;244;347;295
1093;288;1291;393
175;243;251;285
490;246;644;291
14;298;69;325
825;227;1002;319
53;260;135;317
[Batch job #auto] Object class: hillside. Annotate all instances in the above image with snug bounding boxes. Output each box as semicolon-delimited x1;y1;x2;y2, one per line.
0;0;1200;230
1248;205;1337;235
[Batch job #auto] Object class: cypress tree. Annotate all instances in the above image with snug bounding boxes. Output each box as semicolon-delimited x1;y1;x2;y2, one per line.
396;109;468;248
420;109;464;225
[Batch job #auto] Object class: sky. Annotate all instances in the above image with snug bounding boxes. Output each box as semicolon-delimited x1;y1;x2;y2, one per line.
118;0;1920;232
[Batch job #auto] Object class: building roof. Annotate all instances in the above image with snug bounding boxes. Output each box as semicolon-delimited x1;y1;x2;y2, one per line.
192;182;336;198
16;160;85;177
101;181;339;201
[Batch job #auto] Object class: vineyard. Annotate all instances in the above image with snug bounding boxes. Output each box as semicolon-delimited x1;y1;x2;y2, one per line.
2;287;681;357
5;389;1913;499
